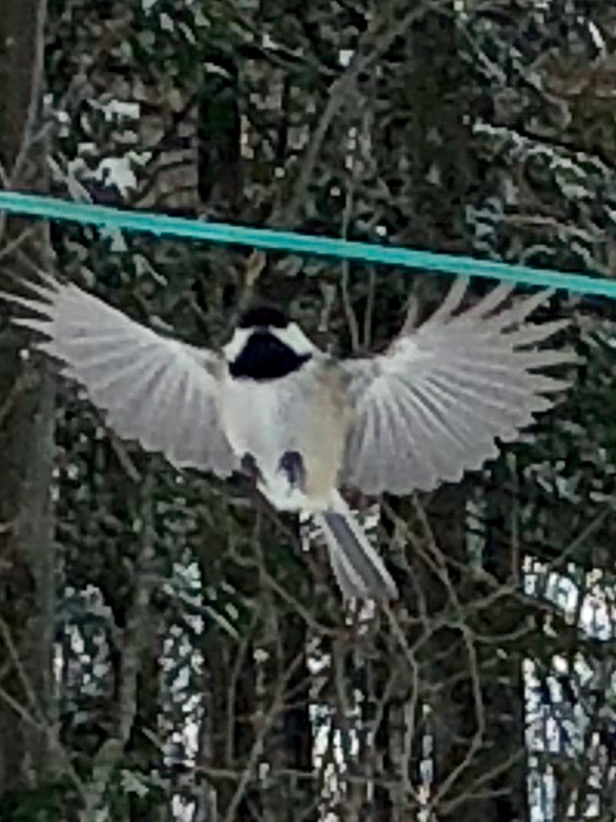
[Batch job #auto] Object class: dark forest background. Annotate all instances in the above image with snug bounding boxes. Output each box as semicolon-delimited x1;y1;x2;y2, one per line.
1;0;616;819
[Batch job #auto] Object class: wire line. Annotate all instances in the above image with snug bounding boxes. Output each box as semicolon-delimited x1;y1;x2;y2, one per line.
0;190;614;298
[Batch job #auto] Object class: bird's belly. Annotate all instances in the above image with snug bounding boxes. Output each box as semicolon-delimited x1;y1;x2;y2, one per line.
221;370;345;512
223;379;296;462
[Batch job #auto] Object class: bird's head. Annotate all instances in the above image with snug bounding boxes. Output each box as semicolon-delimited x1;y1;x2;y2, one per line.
223;304;316;380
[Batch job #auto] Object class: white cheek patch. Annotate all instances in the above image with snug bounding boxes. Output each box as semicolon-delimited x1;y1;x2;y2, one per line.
223;327;253;362
272;323;317;356
223;322;317;363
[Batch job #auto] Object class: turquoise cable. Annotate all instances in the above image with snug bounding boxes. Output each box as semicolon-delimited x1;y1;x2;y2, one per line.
1;190;615;298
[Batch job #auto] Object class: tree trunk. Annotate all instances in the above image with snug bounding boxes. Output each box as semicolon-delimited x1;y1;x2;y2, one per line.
0;0;56;810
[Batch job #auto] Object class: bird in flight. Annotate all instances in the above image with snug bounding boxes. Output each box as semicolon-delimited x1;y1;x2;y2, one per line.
2;273;573;601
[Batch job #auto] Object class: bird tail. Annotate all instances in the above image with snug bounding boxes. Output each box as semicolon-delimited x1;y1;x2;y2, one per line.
314;492;398;601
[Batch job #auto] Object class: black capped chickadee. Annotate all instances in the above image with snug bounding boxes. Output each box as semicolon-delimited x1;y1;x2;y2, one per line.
1;273;573;601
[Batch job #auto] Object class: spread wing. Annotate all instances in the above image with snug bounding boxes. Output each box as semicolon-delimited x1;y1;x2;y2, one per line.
1;272;238;476
340;279;574;495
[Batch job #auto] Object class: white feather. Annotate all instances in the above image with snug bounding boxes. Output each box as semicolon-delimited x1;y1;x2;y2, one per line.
341;279;575;495
1;275;238;476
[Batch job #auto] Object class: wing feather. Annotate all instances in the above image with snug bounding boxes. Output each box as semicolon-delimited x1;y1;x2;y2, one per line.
2;274;238;477
341;279;575;494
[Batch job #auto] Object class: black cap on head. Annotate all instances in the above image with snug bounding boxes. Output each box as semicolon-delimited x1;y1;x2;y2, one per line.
238;305;289;329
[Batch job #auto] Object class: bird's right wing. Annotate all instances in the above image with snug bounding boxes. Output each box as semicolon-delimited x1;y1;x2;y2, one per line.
1;272;238;477
340;279;575;495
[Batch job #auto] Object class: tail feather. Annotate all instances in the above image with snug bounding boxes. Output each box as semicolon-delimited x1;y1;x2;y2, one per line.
314;494;398;601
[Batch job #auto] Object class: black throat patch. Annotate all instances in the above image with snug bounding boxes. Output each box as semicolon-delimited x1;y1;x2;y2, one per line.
229;330;312;381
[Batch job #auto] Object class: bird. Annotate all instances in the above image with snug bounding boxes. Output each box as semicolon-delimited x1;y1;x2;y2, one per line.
1;272;574;601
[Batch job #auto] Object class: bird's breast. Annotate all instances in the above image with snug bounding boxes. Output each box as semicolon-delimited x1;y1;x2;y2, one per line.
221;368;309;461
220;362;349;511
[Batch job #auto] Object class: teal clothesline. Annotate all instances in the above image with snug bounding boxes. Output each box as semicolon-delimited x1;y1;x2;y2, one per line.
0;190;615;299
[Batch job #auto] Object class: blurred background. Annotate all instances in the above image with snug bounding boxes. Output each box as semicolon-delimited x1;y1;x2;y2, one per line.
1;0;616;819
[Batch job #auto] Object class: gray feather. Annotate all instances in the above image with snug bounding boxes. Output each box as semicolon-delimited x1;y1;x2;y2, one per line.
315;502;398;601
341;279;576;495
1;274;238;477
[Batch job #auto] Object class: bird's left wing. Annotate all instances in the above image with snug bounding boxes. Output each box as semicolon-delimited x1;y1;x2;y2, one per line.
340;279;574;495
1;272;239;476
